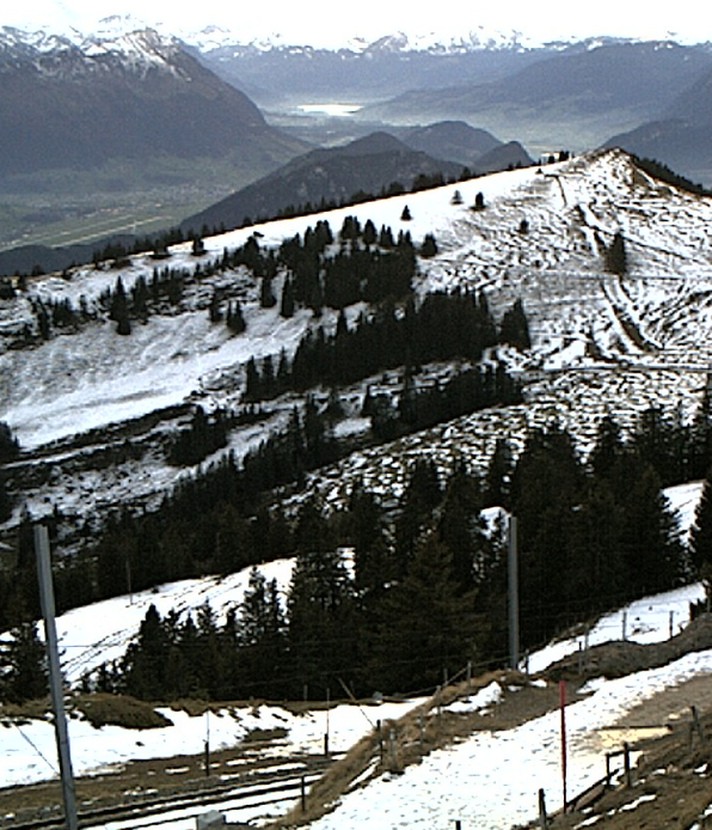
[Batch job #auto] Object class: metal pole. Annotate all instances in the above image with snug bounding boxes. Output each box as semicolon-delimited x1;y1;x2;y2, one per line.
560;681;567;813
204;709;210;776
508;515;519;670
35;524;79;830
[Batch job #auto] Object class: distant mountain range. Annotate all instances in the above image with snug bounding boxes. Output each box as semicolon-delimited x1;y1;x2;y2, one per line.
602;65;712;185
0;26;304;176
195;36;712;184
3;22;712;272
353;41;712;159
193;37;547;106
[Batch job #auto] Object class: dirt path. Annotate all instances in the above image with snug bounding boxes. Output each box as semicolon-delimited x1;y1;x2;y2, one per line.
613;671;712;728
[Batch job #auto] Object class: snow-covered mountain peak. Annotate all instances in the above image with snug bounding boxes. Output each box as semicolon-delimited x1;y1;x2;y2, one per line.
80;27;180;65
183;24;541;55
0;26;73;54
0;23;184;77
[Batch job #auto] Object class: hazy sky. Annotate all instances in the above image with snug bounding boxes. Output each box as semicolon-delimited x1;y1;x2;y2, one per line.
2;0;708;46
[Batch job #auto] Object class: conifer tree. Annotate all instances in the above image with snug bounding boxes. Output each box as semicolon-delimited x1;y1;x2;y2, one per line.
363;219;377;247
393;460;443;576
499;298;531;351
227;300;246;335
287;545;355;697
368;534;477;693
509;425;584;644
347;482;393;599
689;471;712;572
280;275;295;318
605;231;627;275
0;472;10;523
0;422;19;463
122;604;172;700
379;225;395;248
209;291;223;323
589;414;624;482
1;622;48;703
238;568;287;696
688;381;712;480
482;439;514;508
109;276;131;335
437;464;488;594
420;234;438;258
260;275;277;309
619;464;688;598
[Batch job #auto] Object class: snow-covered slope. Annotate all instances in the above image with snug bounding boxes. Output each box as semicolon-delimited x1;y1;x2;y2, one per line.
2;149;712;529
1;569;708;829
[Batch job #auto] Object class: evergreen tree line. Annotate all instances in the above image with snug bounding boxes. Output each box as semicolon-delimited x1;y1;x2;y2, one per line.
100;270;186;335
269;216;419;316
244;289;521;402
0;293;526;627
82;402;700;703
240;397;341;495
366;362;523;442
3;393;711;703
632;156;711;196
167;407;229;467
82;462;507;701
12;213;426;347
16;267;190;346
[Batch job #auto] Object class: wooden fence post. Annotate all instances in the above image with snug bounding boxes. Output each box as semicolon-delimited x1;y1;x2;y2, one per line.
538;788;548;828
692;706;706;745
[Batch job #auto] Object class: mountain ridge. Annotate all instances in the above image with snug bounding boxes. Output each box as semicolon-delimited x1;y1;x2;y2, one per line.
2;148;711;533
0;26;305;176
180;131;469;234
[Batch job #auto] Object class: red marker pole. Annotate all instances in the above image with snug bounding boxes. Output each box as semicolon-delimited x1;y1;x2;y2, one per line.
559;680;567;813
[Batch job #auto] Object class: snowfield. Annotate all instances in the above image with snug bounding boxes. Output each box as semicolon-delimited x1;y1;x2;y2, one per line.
3;149;712;529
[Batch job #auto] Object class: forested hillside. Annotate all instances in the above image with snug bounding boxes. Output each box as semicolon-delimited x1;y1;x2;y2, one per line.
3;149;712;707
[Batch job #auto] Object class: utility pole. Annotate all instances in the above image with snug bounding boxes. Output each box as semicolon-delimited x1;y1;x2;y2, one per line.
35;523;79;830
508;514;520;670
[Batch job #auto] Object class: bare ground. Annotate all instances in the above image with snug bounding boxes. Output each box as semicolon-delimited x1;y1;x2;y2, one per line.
5;618;712;829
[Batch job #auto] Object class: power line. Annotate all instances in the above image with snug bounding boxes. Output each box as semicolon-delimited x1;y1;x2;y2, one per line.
9;721;58;774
